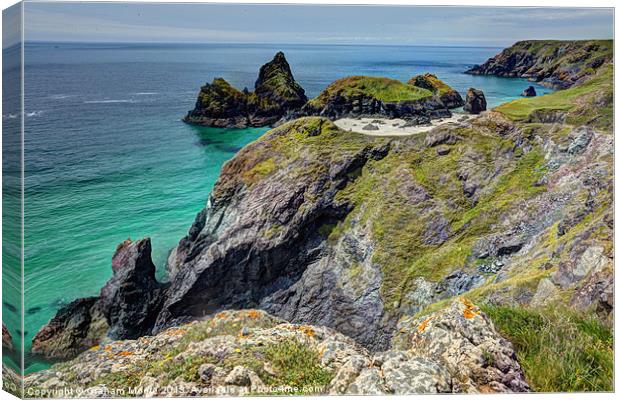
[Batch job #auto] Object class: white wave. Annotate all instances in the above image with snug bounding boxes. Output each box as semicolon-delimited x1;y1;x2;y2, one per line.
26;111;43;117
134;92;158;95
84;99;137;104
2;113;18;119
49;94;74;100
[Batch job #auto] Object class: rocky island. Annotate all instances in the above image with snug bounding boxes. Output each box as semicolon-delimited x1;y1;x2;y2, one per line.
298;74;461;124
24;40;613;395
184;52;308;128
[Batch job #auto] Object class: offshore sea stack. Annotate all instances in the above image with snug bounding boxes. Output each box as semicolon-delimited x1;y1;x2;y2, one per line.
184;52;308;128
465;39;613;89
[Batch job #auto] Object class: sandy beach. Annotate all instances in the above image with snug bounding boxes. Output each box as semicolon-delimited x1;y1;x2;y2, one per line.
334;113;472;136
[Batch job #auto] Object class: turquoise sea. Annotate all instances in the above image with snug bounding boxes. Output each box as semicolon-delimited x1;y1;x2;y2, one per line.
5;42;552;373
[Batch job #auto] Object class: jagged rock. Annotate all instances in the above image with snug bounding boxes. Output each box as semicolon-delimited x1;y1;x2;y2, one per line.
465;40;612;89
2;323;13;350
393;298;530;393
31;297;107;359
521;86;537;97
184;52;307;127
409;73;464;108
32;238;166;359
99;238;167;339
463;88;487;114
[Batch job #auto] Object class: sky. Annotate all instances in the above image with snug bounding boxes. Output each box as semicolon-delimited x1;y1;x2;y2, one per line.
17;3;615;47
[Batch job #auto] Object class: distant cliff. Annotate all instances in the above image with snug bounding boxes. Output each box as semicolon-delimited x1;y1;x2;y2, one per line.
184;52;308;128
465;40;613;89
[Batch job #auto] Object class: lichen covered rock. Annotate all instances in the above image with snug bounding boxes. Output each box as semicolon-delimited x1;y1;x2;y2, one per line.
25;303;529;396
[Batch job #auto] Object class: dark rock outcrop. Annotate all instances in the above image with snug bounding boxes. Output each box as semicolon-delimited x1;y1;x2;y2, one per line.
99;239;167;340
32;238;167;359
465;40;613;89
521;86;537;97
184;52;307;128
408;73;464;108
31;297;107;359
463;88;487;114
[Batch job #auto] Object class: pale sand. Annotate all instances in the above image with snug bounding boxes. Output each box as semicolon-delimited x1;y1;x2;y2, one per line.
334;113;472;136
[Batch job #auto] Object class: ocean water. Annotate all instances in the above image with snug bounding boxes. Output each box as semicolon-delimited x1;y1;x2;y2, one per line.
8;42;552;373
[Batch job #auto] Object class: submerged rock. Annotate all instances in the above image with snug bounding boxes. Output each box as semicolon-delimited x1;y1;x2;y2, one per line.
463;88;487;114
184;52;307;128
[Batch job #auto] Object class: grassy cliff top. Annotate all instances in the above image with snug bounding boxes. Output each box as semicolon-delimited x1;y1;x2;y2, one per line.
495;64;613;130
307;76;433;107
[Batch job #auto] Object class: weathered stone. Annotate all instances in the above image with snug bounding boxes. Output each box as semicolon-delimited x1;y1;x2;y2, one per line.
463;88;487;114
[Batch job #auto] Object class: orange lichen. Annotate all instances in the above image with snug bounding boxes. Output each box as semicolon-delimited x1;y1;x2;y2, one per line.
116;350;133;357
299;326;316;337
418;317;432;333
247;310;261;319
460;297;480;319
90;345;100;351
164;328;187;336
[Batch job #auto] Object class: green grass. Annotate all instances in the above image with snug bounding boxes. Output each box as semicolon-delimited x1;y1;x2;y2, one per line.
308;76;432;107
481;305;613;392
495;64;613;129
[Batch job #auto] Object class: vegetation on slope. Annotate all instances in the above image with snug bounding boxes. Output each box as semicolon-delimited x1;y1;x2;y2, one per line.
306;76;433;108
481;305;613;392
495;65;613;130
466;39;613;89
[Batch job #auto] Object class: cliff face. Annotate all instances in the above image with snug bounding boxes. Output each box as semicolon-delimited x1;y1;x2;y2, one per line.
32;45;613;393
465;40;613;89
298;76;456;123
184;52;308;128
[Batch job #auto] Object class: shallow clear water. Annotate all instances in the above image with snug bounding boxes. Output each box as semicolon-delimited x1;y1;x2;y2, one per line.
9;42;552;373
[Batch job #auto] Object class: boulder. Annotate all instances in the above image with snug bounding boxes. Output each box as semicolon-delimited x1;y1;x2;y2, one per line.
521;86;537;97
463;88;487;114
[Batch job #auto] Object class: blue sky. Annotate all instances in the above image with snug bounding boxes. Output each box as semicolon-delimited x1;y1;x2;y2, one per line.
22;3;613;46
